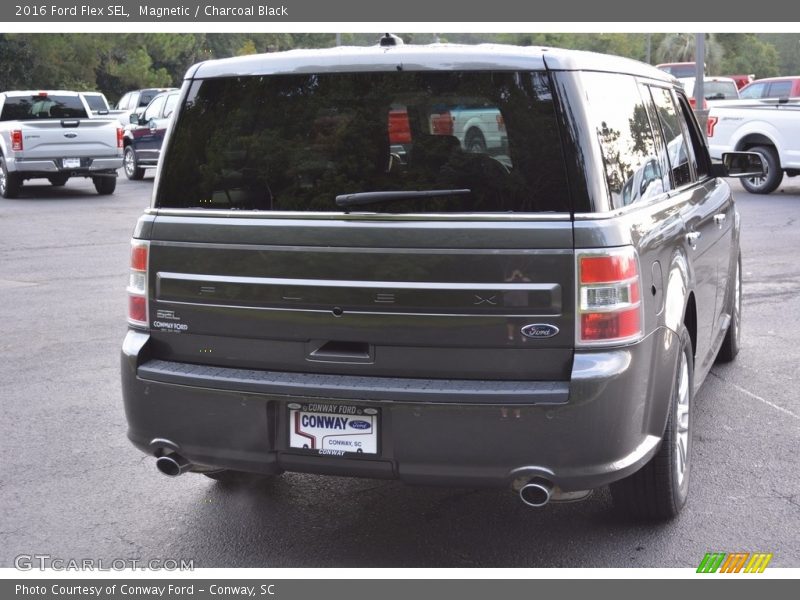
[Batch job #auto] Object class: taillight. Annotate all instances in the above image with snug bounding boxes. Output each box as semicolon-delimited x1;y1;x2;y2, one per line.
11;130;23;152
388;109;411;144
496;113;506;132
707;116;718;138
117;127;124;149
576;247;643;346
688;97;708;111
431;111;453;135
127;240;149;328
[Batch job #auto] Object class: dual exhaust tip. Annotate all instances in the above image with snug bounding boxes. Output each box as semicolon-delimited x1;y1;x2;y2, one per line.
154;454;575;509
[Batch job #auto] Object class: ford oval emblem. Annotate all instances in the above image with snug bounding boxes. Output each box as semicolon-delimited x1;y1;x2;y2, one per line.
349;420;371;430
64;133;77;138
521;324;560;339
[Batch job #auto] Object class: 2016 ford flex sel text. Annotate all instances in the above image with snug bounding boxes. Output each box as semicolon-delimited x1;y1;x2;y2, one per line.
121;40;760;520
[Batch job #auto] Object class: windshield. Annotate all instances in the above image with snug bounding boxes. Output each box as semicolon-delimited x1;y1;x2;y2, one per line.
1;94;88;120
155;71;571;213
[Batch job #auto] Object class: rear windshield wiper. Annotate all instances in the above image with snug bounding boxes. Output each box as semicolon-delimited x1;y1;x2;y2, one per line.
335;189;471;210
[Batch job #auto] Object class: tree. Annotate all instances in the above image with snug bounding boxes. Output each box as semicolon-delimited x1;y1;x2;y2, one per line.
0;34;32;89
655;33;724;73
717;33;779;78
757;33;800;75
2;34;108;90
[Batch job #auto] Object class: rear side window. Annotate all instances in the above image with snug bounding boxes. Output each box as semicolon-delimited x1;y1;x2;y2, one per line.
0;95;88;120
581;72;669;208
650;87;695;188
768;81;793;97
156;71;571;213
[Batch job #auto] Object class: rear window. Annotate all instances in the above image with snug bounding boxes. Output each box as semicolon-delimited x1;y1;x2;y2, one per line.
704;81;738;100
138;90;161;107
1;95;88;120
82;94;108;111
156;71;571;213
659;64;697;78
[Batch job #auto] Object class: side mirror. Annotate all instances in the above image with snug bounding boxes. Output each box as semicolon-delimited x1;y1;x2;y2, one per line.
149;118;157;131
710;151;765;178
129;113;139;125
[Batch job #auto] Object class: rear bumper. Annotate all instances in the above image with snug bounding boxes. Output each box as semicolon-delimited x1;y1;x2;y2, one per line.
121;327;679;491
7;156;123;176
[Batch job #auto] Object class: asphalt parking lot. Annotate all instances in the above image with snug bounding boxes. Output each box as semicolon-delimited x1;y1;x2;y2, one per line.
1;173;798;569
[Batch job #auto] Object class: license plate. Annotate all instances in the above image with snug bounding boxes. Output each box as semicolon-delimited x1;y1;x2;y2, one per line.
289;403;379;455
63;158;80;169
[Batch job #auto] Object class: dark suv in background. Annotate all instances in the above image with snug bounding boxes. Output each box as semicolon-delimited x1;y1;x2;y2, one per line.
122;89;180;180
121;41;761;520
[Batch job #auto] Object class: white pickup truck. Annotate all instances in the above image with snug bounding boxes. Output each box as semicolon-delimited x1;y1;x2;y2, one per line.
707;98;800;194
430;105;508;156
81;92;131;126
0;90;124;198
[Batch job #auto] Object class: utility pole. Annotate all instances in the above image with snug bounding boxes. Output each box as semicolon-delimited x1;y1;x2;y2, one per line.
695;33;708;136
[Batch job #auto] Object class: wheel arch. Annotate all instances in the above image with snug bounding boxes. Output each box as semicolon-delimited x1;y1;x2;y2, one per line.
663;249;692;339
683;292;697;362
735;134;781;168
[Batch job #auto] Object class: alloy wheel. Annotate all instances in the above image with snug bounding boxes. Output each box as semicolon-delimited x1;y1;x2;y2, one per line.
674;351;691;486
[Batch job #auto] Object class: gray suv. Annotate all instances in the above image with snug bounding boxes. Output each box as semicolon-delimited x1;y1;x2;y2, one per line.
121;41;761;520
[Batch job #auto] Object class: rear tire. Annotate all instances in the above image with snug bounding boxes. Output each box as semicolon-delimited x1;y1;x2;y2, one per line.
741;145;782;194
0;157;22;199
610;326;694;520
123;146;145;180
93;176;116;195
717;253;742;363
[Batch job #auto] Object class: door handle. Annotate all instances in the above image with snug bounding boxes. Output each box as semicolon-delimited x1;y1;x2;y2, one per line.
686;231;702;248
713;213;727;226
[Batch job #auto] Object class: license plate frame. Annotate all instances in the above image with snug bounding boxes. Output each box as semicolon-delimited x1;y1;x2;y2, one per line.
288;402;379;457
62;158;80;169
